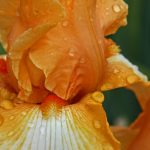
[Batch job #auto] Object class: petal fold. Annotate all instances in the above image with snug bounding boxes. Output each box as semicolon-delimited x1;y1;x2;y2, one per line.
28;0;106;100
111;127;139;150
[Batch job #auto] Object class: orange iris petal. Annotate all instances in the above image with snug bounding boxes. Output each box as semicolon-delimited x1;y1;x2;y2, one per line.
0;58;7;74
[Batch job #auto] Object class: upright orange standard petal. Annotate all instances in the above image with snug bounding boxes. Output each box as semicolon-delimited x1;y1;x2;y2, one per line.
0;0;131;149
0;0;128;103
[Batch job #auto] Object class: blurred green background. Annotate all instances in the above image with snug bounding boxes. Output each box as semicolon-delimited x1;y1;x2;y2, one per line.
104;0;150;126
0;0;150;126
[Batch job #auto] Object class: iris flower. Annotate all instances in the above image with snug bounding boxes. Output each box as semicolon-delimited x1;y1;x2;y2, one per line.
0;0;149;149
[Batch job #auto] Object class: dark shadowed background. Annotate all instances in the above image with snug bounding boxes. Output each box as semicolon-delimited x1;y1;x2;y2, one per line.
0;0;150;126
104;0;150;126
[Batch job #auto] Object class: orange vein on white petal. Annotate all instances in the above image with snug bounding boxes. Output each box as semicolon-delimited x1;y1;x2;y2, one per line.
0;93;120;150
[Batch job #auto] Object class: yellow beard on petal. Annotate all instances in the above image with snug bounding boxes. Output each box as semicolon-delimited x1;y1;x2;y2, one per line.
0;92;120;150
40;94;69;119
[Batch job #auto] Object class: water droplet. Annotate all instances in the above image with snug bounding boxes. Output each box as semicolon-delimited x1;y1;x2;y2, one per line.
27;122;34;128
64;37;68;41
14;99;24;105
68;48;76;57
9;93;16;100
8;131;14;137
96;4;99;8
98;40;102;45
50;52;54;56
90;17;94;22
0;115;4;126
114;69;120;74
66;0;72;6
78;16;82;21
8;52;12;57
62;21;69;27
59;13;64;18
21;111;27;116
93;120;101;129
80;58;85;64
112;4;121;13
118;75;121;79
105;12;109;16
101;0;105;4
62;116;66;123
114;116;128;126
16;11;20;16
127;75;138;84
101;83;113;90
0;10;5;14
92;92;104;103
0;100;14;110
10;116;14;120
40;126;45;135
14;100;24;107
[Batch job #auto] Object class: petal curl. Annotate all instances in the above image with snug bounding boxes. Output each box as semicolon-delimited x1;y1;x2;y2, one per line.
111;127;139;150
96;0;128;35
128;82;150;110
114;101;150;150
102;54;150;149
101;54;148;91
